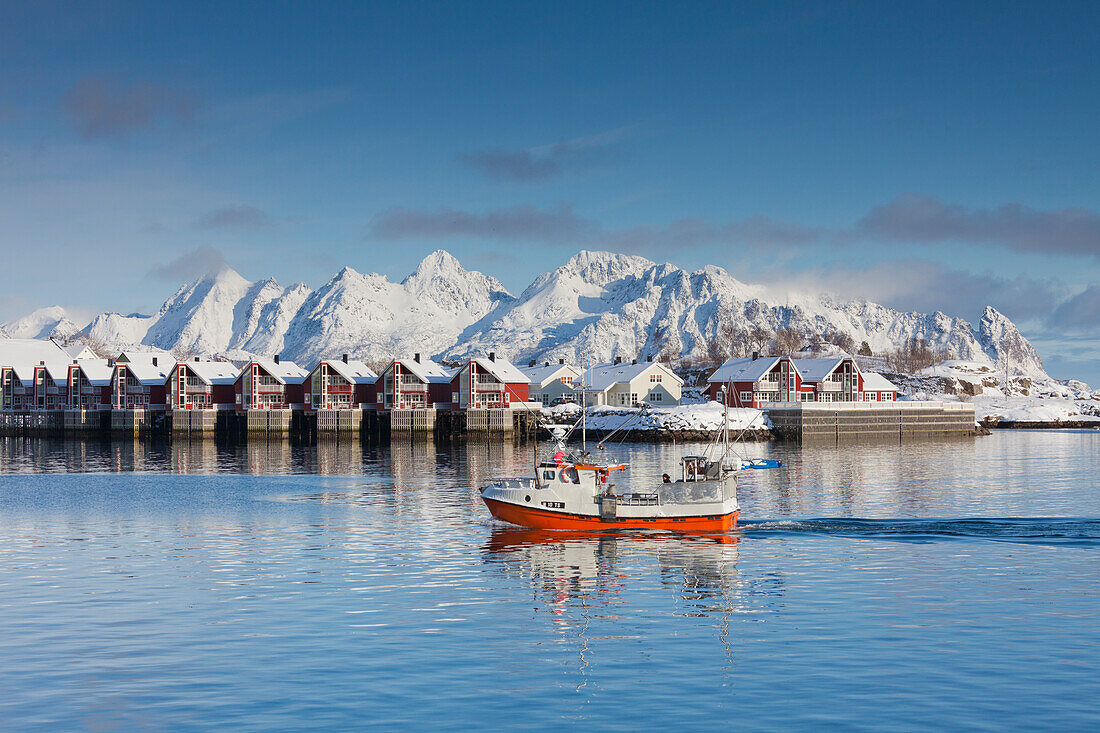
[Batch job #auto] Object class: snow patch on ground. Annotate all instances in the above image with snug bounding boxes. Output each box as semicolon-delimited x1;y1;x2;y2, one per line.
543;401;767;433
895;360;1100;423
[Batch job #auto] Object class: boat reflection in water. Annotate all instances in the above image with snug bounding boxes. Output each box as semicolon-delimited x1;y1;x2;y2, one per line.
483;527;750;688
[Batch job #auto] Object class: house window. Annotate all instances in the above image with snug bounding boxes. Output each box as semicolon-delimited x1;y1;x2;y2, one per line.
649;391;662;402
883;393;893;401
740;391;752;403
630;393;638;405
868;392;878;401
650;374;662;383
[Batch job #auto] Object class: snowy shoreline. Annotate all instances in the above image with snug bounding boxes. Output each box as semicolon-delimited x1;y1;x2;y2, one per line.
889;360;1100;428
541;402;772;442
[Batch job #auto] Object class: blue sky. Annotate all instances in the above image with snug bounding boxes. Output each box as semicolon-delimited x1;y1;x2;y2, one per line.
1;1;1098;380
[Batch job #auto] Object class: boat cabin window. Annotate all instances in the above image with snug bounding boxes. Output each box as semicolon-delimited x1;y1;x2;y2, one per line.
561;467;579;483
542;469;556;481
681;456;712;482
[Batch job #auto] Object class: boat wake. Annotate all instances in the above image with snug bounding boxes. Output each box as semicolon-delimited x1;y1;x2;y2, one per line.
739;517;1100;547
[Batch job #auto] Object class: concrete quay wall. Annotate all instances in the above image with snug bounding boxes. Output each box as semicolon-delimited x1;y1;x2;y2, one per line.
766;401;977;442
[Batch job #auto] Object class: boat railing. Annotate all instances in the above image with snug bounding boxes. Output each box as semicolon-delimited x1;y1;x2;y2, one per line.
657;481;727;505
616;492;659;506
489;477;536;490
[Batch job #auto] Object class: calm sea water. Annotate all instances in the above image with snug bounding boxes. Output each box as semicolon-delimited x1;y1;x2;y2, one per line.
1;431;1098;731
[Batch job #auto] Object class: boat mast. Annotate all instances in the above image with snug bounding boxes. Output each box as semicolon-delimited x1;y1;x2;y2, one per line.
581;356;587;454
723;386;729;457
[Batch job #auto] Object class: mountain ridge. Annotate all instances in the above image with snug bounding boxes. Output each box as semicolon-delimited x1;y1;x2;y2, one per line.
1;249;1050;379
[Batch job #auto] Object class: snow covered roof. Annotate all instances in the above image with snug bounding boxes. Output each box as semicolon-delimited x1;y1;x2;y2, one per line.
320;359;378;384
116;350;172;365
0;338;73;370
578;361;682;392
182;360;239;386
61;343;97;360
790;357;859;383
76;359;114;386
42;363;70;382
394;357;452;383
468;357;529;384
245;358;309;384
861;372;897;392
520;363;581;386
119;361;169;384
708;356;782;384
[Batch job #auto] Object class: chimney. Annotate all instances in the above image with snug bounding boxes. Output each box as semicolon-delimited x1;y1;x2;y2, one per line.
414;353;420;363
648;354;653;362
72;359;78;365
152;357;158;367
615;356;622;365
529;359;536;367
274;354;280;364
544;362;550;367
632;358;637;364
559;358;564;365
342;353;348;363
489;352;496;362
194;356;200;362
752;351;759;361
39;360;44;365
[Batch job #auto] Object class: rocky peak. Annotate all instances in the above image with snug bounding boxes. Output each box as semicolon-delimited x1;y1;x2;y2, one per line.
978;306;1046;376
563;250;657;287
402;250;463;283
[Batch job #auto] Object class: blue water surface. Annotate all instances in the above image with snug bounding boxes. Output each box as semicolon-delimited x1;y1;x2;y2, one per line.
0;431;1097;731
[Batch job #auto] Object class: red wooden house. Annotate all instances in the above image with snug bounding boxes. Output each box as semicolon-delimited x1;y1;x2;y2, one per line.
234;356;308;411
168;358;238;411
0;339;89;411
67;360;114;409
858;371;898;402
706;355;798;407
306;355;378;411
708;354;897;406
789;357;859;403
376;353;453;410
449;353;530;409
111;352;170;410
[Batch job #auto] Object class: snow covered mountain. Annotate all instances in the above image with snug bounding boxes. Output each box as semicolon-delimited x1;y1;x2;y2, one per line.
1;250;1050;378
447;251;1039;375
278;251;513;365
3;306;82;341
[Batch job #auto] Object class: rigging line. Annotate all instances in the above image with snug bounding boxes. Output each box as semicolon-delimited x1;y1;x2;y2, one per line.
596;402;652;448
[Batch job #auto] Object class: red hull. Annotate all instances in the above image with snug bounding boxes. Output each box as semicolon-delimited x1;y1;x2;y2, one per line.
482;497;738;532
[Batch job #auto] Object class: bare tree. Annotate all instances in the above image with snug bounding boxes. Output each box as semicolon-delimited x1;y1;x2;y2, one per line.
69;333;110;359
809;332;826;357
363;357;392;374
746;326;773;355
886;337;937;373
772;327;804;356
171;346;196;362
828;330;857;354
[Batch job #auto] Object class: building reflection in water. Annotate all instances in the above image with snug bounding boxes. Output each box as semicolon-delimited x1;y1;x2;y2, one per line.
483;527;752;686
169;438;219;473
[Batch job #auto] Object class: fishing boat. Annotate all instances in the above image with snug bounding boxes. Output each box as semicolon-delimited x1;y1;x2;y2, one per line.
480;388;780;532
